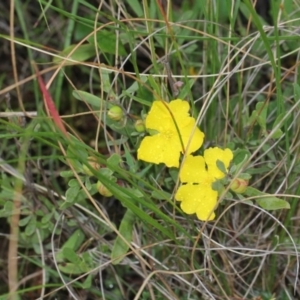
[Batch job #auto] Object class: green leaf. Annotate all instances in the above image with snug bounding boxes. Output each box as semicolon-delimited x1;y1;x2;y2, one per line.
100;176;175;239
25;216;37;236
178;78;196;100
81;274;92;289
68;178;81;187
73;90;109;108
66;144;86;172
111;208;135;265
121;76;148;96
124;145;138;173
211;180;224;193
99;167;114;178
107;153;122;166
232;149;250;165
270;112;285;139
88;30;126;55
53;44;96;64
269;128;283;139
244;187;290;210
216;160;227;174
4;201;14;212
238;173;252;180
55;229;85;263
151;190;171;200
148;75;161;96
60;170;74;178
58;262;90;275
62;247;81;264
65;185;81;203
293;83;300;109
272;112;285;129
41;212;53;224
99;68;116;95
126;0;143;16
256;197;290;211
250;102;268;130
85;176;92;191
19;215;32;227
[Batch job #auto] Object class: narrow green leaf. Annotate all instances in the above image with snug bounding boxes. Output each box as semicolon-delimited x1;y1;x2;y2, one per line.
111;208;135;264
293;83;300;108
53;44;96;64
256;197;290;211
73;90;113;109
102;178;175;239
244;187;290;210
121;76;147;96
151;190;171;200
124;145;138;173
126;0;143;16
88;30;126;55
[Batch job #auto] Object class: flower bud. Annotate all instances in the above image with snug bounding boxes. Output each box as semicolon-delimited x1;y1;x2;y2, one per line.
107;106;124;121
82;156;101;176
230;178;249;194
97;181;113;197
134;119;146;133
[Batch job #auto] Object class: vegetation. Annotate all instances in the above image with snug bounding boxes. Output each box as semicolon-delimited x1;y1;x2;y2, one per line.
0;0;299;299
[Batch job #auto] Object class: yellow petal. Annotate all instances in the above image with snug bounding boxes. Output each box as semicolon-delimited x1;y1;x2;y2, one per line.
137;134;181;167
146;99;198;132
179;155;209;183
204;147;233;179
145;101;173;132
180;120;204;154
168;99;192;127
175;183;217;221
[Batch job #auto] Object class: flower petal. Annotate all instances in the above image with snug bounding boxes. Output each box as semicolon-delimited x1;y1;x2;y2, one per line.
168;99;192;127
179;155;212;183
180;120;204;154
175;183;217;221
137;134;181;167
145;101;173;132
146;100;192;130
204;147;233;179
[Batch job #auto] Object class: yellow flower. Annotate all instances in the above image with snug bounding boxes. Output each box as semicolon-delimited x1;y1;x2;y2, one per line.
175;155;217;221
175;148;233;221
137;99;204;168
204;147;233;179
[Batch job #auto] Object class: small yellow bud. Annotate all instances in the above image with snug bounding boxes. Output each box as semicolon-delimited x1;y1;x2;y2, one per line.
134;119;146;133
230;178;249;194
82;156;101;176
107;106;124;121
97;181;113;197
